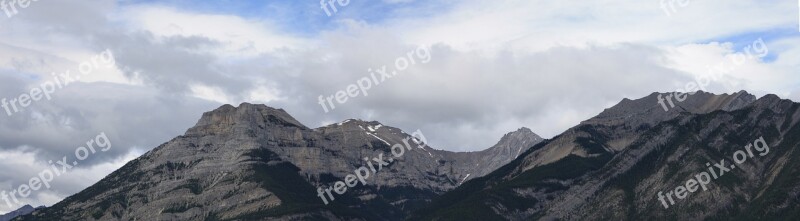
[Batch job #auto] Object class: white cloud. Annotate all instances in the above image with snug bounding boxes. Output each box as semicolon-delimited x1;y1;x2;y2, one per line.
392;0;796;51
118;6;310;57
190;84;233;104
664;38;799;97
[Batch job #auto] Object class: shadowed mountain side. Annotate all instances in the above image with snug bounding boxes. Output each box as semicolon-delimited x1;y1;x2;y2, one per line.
412;92;800;221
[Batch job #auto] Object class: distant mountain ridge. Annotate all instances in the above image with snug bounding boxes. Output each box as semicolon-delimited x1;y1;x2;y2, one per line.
413;91;800;220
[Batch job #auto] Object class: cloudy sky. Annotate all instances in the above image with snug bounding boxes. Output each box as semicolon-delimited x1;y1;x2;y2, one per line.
0;0;798;213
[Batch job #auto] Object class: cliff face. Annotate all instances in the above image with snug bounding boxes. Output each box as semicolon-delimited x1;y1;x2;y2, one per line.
18;103;541;221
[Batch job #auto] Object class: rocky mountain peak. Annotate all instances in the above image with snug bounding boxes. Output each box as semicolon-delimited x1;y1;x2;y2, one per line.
186;103;308;136
585;90;757;127
753;93;789;108
622;90;753;114
500;127;541;143
453;127;544;180
490;127;543;156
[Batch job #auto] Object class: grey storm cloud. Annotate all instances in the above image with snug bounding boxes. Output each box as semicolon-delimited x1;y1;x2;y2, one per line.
0;81;219;164
1;2;697;152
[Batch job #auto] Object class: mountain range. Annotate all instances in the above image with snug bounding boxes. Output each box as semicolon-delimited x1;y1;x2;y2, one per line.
16;102;541;220
16;90;800;221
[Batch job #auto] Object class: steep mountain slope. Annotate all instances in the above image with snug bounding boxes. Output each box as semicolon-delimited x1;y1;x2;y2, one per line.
17;104;541;221
411;91;800;221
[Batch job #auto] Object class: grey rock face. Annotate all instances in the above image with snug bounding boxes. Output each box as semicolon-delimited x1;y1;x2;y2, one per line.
18;103;542;221
414;91;800;220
